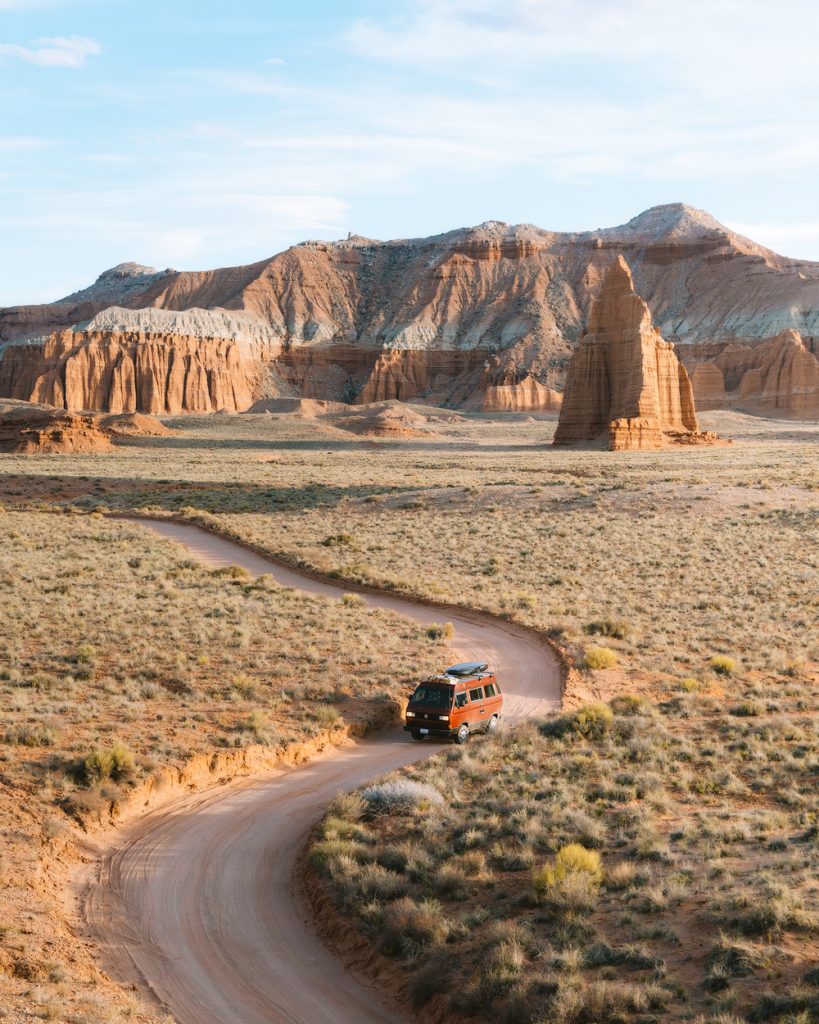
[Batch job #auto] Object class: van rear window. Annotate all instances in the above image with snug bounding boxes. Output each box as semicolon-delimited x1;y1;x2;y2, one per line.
469;687;484;701
409;684;452;709
484;683;496;698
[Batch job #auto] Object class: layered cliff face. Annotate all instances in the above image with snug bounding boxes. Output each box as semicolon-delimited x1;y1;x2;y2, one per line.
684;331;819;419
554;257;701;450
3;204;819;415
0;327;279;415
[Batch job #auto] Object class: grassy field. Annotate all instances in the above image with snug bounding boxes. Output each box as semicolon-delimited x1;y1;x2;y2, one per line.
0;406;817;1023
0;510;446;1023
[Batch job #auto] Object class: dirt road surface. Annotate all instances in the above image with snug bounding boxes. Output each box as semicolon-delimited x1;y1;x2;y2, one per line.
80;518;562;1024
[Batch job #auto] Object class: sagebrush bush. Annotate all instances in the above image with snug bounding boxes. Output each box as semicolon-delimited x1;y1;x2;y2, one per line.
361;778;443;814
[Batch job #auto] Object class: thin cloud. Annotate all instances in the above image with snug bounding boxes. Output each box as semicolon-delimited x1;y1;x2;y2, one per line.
0;35;100;68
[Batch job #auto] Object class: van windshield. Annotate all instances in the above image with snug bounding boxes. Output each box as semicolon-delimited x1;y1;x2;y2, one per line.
409;684;453;709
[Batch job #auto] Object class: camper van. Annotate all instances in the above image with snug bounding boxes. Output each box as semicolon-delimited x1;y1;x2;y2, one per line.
403;661;503;744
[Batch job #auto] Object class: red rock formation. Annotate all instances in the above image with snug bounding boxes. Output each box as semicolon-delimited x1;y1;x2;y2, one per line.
0;330;277;414
686;331;819;419
355;349;429;404
482;375;562;413
4;203;819;414
0;404;113;453
554;257;701;450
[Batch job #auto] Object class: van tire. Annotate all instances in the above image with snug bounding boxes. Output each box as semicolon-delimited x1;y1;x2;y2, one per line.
486;715;500;735
454;724;470;745
410;731;426;741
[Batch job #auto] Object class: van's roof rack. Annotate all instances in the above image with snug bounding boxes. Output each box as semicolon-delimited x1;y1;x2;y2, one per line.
445;661;489;677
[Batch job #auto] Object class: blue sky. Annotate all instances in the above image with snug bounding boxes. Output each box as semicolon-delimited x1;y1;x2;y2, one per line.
1;0;818;305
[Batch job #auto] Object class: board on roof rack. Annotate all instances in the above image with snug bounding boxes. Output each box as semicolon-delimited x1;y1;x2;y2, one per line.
445;662;489;677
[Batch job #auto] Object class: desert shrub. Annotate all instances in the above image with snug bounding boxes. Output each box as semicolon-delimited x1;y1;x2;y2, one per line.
243;709;268;737
5;722;59;747
610;694;648;716
425;622;454;640
747;987;819;1022
381;897;450;956
313;705;341;728
80;749;106;785
210;564;250;579
731;699;763;717
309;838;372;870
704;935;770;991
341;593;365;608
231;674;256;698
321;533;352;547
74;642;96;664
479;938;526;994
326;791;365;822
533;844;603;912
356;863;408;901
583;646;618;670
572;702;614;739
584;942;660;970
710;655;737;676
718;882;819;936
545;977;668;1023
430;864;469;899
584;618;631;640
604;861;648;891
109;741;135;780
361;778;443;814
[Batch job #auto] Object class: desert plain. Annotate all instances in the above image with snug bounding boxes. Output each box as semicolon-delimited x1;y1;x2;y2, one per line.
0;401;816;1024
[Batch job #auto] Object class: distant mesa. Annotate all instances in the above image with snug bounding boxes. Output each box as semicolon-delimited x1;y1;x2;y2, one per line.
554;257;719;450
1;203;818;420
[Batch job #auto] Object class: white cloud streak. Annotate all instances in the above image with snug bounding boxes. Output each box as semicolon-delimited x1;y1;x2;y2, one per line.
0;34;99;67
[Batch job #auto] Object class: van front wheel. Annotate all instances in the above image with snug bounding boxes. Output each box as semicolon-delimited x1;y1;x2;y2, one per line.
410;731;426;741
486;715;500;735
454;724;470;745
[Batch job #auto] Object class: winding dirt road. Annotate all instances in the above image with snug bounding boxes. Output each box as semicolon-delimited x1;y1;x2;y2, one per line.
81;519;562;1024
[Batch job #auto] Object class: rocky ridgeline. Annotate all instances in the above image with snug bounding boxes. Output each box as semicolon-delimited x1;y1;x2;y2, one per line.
1;203;818;417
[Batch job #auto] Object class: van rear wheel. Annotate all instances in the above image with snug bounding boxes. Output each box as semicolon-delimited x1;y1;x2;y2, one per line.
486;715;500;735
454;724;470;745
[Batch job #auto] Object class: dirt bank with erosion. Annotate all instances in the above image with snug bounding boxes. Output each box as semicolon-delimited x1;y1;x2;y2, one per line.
78;517;564;1024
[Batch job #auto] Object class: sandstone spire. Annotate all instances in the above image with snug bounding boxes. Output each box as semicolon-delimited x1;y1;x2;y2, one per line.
553;256;701;450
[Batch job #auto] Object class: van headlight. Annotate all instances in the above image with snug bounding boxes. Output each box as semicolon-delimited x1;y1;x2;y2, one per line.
406;711;415;717
438;715;449;721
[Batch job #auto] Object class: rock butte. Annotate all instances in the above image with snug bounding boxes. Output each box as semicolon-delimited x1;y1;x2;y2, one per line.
554;257;717;450
0;203;817;418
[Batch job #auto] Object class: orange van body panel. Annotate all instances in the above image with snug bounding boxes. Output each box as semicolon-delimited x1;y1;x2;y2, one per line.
403;670;503;740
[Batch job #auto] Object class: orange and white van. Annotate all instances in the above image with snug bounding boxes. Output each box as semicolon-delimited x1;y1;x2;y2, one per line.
403;662;503;744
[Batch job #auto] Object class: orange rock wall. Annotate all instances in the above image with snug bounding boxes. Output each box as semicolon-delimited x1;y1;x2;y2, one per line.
0;330;279;414
685;331;819;419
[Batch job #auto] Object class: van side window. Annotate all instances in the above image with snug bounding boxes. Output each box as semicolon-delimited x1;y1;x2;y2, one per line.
455;692;468;708
483;683;496;698
469;687;484;702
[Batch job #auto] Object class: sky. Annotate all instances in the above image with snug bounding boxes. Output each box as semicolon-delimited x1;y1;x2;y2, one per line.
1;0;818;305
